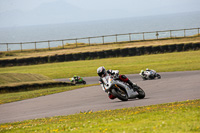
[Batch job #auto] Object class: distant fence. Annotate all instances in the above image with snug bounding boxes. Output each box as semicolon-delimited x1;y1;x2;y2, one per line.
0;27;199;52
0;42;200;67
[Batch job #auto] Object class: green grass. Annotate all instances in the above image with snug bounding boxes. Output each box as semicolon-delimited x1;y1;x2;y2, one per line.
0;73;97;104
0;84;97;104
0;50;200;79
0;73;51;85
0;50;199;104
0;99;199;133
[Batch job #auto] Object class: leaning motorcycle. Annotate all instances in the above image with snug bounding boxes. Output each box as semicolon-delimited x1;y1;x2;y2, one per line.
140;70;161;80
69;77;86;85
102;75;145;101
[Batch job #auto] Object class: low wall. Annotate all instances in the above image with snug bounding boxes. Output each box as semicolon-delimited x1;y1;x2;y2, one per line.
0;42;200;67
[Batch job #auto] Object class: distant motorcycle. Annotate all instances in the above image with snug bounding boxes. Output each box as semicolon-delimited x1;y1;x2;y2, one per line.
69;76;86;85
139;70;161;80
101;75;145;101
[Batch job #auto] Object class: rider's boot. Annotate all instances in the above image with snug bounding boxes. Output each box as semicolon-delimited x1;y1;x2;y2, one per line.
127;80;137;91
119;75;137;91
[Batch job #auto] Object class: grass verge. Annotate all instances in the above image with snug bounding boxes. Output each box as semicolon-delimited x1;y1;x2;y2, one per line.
0;84;97;104
0;99;199;132
0;50;200;79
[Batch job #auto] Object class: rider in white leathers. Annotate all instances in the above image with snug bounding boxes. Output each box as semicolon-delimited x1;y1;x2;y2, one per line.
97;66;135;99
140;68;157;79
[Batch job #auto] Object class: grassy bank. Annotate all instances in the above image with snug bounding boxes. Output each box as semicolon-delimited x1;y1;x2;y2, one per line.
0;99;199;132
0;73;51;85
1;36;200;60
0;73;66;94
0;50;200;79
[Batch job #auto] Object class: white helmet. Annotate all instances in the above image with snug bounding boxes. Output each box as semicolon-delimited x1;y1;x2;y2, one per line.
97;66;107;77
146;68;149;71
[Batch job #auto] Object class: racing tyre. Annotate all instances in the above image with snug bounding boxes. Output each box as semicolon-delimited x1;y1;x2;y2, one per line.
83;80;86;84
149;75;155;80
135;86;145;99
111;87;128;101
157;74;161;79
142;77;147;80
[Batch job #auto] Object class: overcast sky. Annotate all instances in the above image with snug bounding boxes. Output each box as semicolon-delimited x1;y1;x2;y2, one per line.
0;0;200;27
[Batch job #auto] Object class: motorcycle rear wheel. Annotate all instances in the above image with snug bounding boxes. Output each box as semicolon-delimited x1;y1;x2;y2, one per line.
111;87;128;101
72;81;76;85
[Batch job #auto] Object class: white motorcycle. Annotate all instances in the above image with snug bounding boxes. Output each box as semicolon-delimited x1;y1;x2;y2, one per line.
101;75;145;101
140;70;161;80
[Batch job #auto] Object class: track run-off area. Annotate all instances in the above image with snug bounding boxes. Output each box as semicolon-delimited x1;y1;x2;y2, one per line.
0;71;199;124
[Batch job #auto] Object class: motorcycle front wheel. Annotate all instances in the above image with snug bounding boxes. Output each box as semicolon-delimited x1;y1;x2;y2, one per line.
111;87;128;101
157;74;161;79
82;80;86;84
142;77;147;80
135;86;145;99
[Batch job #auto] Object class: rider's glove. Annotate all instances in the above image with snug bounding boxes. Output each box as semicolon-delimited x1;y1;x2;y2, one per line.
112;70;119;75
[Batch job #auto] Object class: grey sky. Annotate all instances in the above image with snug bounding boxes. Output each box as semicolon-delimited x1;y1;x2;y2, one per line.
1;0;200;12
0;0;200;27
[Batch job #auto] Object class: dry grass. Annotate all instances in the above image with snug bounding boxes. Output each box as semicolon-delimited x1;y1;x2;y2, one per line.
1;36;200;60
0;73;51;85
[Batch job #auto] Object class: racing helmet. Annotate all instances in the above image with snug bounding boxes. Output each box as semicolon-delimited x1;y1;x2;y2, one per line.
97;66;107;77
146;68;149;71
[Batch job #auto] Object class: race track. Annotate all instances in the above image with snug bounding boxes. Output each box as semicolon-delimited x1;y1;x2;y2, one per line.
0;71;199;124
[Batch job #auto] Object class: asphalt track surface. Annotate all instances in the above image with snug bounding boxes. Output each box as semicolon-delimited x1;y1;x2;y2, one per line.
0;71;199;124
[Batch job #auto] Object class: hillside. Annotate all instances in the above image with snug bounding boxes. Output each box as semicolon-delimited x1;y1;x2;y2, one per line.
1;36;200;60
